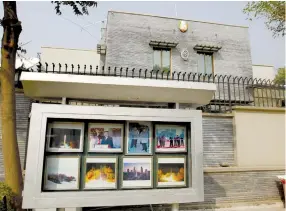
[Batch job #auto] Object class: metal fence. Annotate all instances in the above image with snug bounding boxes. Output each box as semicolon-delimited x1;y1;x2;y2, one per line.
17;63;285;113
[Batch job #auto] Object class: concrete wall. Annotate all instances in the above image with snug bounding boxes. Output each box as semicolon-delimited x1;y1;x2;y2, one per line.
252;65;276;81
104;11;253;78
40;47;100;72
233;106;285;167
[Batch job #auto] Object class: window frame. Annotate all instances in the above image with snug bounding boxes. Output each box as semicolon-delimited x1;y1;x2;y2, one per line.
197;51;214;74
153;47;172;75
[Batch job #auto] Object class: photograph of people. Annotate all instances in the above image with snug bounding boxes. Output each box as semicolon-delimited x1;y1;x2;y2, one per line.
88;123;123;152
155;125;187;152
127;122;151;154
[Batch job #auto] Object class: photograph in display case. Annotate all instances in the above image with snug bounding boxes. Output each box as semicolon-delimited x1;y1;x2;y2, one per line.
84;157;117;189
88;123;123;152
155;124;187;152
121;157;153;189
46;122;84;152
157;156;186;188
43;156;80;190
126;121;152;155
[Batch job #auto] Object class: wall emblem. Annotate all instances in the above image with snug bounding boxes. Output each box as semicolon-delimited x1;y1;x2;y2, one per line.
179;20;188;33
181;49;189;61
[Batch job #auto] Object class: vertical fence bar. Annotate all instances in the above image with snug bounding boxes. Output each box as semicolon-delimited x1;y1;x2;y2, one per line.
217;75;222;112
227;76;232;112
242;77;247;105
237;77;242;105
222;75;227;112
258;79;264;107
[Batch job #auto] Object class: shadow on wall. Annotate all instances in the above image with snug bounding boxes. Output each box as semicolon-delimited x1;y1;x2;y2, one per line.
82;175;226;211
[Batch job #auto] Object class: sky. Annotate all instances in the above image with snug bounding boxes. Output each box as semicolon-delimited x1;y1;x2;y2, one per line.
0;1;285;69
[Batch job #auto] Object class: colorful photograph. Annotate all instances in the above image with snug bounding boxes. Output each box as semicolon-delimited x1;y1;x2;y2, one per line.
88;123;123;152
157;157;186;187
46;122;84;152
122;157;152;188
155;125;187;152
127;122;152;155
84;157;117;189
44;156;80;190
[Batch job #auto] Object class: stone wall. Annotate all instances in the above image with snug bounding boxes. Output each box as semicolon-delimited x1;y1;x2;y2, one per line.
83;170;284;210
104;11;253;78
202;116;234;167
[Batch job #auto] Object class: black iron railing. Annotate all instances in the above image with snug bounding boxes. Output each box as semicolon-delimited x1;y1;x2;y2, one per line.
17;63;285;113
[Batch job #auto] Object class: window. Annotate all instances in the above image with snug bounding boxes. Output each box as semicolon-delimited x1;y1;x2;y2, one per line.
197;52;213;74
153;48;171;73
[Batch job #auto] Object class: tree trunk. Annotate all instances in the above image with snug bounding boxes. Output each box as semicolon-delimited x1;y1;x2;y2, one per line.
0;1;23;207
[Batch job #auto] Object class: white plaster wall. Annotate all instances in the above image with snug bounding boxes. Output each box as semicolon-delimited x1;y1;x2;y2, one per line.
233;107;285;167
252;65;276;81
40;47;100;71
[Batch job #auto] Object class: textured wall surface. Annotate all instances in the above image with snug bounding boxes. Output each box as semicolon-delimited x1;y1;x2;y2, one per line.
202;116;234;167
104;11;253;78
84;170;285;210
0;92;31;179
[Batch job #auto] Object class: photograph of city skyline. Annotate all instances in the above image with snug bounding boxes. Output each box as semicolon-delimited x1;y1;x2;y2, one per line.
123;163;151;181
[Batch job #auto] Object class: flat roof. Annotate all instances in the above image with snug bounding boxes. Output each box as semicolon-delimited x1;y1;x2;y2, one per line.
108;10;249;29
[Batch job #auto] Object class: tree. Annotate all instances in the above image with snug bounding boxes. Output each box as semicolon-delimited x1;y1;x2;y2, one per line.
274;67;286;85
243;1;285;37
0;1;96;209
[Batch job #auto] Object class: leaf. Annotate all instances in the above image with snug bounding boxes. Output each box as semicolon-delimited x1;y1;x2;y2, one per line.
51;1;97;16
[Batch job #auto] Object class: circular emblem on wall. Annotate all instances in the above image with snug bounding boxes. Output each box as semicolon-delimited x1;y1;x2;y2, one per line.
179;20;188;33
181;48;189;61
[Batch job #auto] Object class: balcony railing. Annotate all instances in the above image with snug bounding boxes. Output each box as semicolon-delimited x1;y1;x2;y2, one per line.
16;63;285;113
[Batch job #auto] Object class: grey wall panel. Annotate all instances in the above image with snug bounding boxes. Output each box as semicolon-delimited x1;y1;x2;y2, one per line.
84;170;284;210
105;12;253;79
0;92;31;179
202;116;234;167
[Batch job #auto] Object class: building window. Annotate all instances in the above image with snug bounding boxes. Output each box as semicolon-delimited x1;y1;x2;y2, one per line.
153;48;171;73
197;52;213;74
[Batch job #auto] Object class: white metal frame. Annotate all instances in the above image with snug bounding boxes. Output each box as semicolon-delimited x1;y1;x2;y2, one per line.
23;103;204;209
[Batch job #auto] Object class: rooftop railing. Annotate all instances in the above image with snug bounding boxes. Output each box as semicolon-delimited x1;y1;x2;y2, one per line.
16;63;285;113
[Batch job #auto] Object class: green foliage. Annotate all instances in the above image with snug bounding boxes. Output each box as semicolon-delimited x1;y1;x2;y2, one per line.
153;65;170;74
243;1;285;37
51;1;97;16
0;181;16;211
274;67;286;85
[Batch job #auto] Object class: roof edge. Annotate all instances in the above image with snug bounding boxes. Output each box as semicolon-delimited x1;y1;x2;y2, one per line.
252;64;274;67
108;10;249;29
41;46;97;52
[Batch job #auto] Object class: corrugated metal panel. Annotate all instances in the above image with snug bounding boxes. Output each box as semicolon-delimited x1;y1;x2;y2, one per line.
0;92;31;179
202;116;234;167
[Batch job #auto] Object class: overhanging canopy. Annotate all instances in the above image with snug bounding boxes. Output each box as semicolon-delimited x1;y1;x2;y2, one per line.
193;44;222;53
20;72;216;105
149;40;178;48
